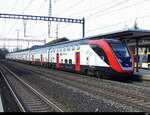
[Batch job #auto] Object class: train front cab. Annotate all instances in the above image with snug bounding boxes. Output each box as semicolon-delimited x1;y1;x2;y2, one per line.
88;39;134;77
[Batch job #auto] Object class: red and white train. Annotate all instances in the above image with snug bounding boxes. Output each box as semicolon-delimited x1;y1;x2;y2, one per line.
6;37;134;78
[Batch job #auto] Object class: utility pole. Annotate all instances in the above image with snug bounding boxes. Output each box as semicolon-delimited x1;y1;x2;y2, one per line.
82;17;85;38
56;23;58;39
23;20;27;37
48;0;52;38
16;29;19;51
3;37;5;49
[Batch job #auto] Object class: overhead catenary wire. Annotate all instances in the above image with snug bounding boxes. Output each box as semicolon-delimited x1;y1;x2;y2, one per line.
49;0;86;37
50;0;127;36
59;0;148;23
9;0;18;13
50;0;130;35
6;0;35;35
52;0;149;38
55;0;85;16
1;0;18;37
55;0;124;18
24;0;48;37
87;0;149;20
67;13;150;38
3;0;150;42
62;0;121;18
86;0;130;18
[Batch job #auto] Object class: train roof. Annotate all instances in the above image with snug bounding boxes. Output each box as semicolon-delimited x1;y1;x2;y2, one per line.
46;29;150;47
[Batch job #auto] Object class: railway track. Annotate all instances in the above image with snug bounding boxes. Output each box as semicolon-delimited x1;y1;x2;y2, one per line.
26;67;150;112
1;60;150;112
0;64;63;112
7;61;150;112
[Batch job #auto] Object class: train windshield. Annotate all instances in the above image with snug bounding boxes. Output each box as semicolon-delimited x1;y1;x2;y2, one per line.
111;43;130;58
111;43;132;67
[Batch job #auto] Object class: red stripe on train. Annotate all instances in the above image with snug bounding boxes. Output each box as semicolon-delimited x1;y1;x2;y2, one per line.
32;55;34;64
40;54;43;66
56;53;60;69
75;52;80;71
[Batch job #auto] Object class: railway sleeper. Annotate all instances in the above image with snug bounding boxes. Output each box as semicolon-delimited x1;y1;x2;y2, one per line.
25;106;51;111
144;102;150;105
132;100;145;103
26;105;50;109
24;101;46;105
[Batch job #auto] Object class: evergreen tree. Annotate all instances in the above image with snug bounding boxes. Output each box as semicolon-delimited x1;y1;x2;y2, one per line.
0;48;9;59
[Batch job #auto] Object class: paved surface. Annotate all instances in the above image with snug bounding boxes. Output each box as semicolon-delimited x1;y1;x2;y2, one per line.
0;91;4;112
134;69;150;80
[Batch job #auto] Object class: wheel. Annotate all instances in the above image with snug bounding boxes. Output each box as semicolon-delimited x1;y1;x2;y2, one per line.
95;71;103;79
84;69;89;76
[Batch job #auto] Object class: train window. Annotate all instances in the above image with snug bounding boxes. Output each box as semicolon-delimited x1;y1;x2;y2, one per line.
65;59;68;64
63;48;66;52
67;47;70;51
69;59;72;64
91;45;104;57
86;57;89;61
61;59;63;63
72;46;75;51
77;45;80;50
90;44;109;64
111;43;129;58
60;49;62;52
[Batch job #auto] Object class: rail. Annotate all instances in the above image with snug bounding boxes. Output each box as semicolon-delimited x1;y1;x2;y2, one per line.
0;64;63;112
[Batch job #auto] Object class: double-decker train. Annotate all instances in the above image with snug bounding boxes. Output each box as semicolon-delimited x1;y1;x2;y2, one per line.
6;37;134;78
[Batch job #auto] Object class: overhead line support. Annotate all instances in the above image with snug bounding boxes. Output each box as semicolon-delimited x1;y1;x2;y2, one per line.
0;13;83;24
0;13;85;38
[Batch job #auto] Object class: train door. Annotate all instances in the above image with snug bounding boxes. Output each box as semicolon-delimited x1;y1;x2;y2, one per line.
56;53;60;69
40;54;43;66
49;50;53;68
75;51;80;71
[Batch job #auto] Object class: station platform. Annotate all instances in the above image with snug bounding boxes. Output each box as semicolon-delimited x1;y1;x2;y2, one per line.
134;69;150;81
0;90;4;112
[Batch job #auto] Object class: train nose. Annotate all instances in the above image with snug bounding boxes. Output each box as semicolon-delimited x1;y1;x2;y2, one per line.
118;57;133;68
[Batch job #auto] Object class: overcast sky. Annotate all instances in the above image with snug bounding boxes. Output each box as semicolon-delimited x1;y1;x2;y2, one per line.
0;0;150;51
